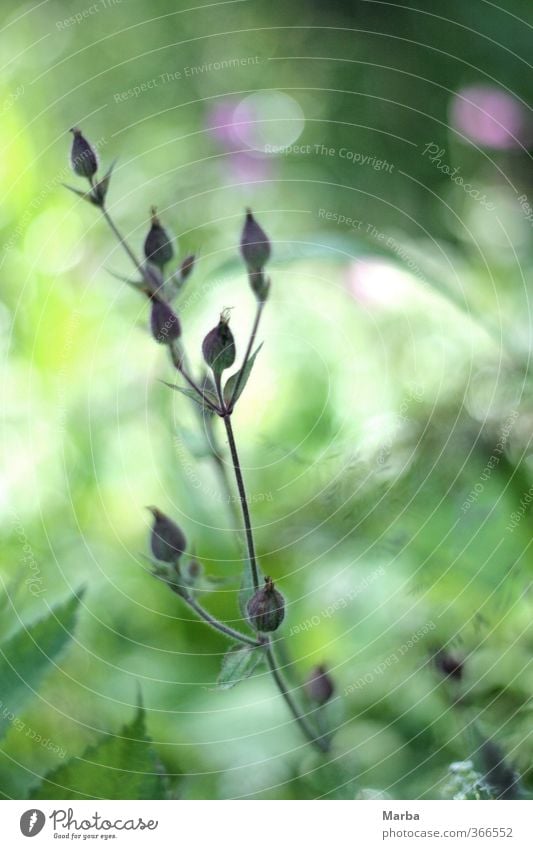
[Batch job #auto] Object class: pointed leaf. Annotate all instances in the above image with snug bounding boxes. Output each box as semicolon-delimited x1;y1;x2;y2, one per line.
93;158;116;205
62;183;96;204
224;343;263;406
106;267;147;292
217;643;263;690
162;381;218;412
0;594;82;740
30;706;166;800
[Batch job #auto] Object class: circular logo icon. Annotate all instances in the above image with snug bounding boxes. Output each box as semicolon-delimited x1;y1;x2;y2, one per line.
20;810;46;837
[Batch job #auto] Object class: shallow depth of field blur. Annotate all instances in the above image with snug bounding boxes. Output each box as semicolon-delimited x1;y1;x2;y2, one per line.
1;0;533;800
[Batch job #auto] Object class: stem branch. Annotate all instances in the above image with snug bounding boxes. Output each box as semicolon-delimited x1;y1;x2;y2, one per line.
265;640;330;752
181;593;261;647
222;415;260;591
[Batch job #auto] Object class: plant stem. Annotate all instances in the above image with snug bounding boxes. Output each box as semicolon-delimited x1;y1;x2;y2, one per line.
169;343;221;413
223;414;328;751
228;300;264;410
265;640;330;752
222;414;260;591
181;593;261;647
101;206;146;279
204;415;241;528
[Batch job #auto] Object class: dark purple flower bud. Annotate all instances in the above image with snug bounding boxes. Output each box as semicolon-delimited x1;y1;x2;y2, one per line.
69;128;98;179
147;506;187;563
246;576;285;632
240;209;271;273
434;650;464;681
150;296;181;345
144;207;174;269
180;254;195;281
305;664;335;705
202;310;236;375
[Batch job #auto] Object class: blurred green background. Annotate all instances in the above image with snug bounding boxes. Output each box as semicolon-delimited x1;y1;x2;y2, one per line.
1;0;533;800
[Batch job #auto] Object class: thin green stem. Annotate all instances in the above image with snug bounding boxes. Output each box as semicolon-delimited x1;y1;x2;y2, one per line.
222;414;260;591
265;640;330;752
169;343;222;413
181;593;261;647
101;206;146;278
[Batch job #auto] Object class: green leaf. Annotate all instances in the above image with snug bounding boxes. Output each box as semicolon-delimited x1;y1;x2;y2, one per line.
217;643;264;690
161;382;218;412
106;267;147;292
30;706;166;800
0;594;82;741
223;344;263;406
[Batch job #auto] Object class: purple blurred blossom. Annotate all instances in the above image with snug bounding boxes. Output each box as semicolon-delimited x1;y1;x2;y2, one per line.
450;85;529;149
206;100;274;185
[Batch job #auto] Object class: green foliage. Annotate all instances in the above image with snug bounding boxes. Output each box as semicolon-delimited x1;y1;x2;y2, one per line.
0;595;82;741
217;644;264;690
224;344;263;406
30;707;166;800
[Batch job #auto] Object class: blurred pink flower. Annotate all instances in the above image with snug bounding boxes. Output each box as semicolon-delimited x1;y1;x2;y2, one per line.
206;100;247;146
206;100;274;185
450;85;529;149
347;259;414;309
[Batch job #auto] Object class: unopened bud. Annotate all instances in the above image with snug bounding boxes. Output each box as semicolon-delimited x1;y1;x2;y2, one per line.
305;664;335;705
240;209;271;272
246;576;285;632
202;310;236;375
434;650;463;681
150;296;181;344
148;507;187;563
69;128;98;179
144;208;174;269
180;254;195;281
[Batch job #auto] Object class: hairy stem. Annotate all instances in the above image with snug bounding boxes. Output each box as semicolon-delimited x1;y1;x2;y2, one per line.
265;641;330;752
181;593;261;647
222;414;260;591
